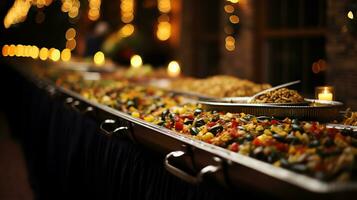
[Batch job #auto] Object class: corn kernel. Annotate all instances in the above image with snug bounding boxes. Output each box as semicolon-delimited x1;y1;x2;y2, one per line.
144;115;155;122
131;111;140;118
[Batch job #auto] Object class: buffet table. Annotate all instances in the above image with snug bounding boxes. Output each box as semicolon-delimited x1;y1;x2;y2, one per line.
0;61;276;200
2;59;357;200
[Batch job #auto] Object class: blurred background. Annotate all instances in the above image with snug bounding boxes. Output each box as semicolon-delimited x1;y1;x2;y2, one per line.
0;0;356;106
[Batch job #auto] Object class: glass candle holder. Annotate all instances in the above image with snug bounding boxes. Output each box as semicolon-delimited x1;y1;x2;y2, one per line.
315;86;334;101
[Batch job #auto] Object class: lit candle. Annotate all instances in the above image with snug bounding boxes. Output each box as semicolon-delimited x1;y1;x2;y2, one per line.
318;90;333;101
316;86;334;101
167;60;181;78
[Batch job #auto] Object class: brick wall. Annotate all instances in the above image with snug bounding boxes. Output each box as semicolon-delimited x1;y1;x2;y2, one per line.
326;0;357;109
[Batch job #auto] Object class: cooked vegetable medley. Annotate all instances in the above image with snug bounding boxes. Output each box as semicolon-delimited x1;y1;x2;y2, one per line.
56;77;357;182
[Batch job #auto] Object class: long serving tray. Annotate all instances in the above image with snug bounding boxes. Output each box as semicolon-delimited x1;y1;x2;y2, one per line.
12;62;357;199
199;98;344;122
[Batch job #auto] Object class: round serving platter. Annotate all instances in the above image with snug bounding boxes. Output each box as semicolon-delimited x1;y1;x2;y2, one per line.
198;98;344;122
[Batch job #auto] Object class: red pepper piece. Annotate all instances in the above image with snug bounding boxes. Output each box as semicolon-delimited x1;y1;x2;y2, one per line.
271;119;279;125
230;142;239;152
175;121;184;131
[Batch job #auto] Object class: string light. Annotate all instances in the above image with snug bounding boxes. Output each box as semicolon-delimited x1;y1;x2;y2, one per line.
156;0;172;41
61;0;80;18
2;45;9;57
88;0;101;21
65;28;76;40
121;0;135;24
224;0;240;51
4;0;53;28
2;44;72;62
39;47;49;60
61;48;71;61
118;24;135;37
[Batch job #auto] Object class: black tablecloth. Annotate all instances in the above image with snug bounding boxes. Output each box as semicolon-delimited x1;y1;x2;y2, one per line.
0;62;269;200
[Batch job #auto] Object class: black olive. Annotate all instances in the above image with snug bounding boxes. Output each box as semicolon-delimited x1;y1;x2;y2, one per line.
291;164;308;173
324;138;334;147
194;109;202;116
240;118;249;123
286;133;300;144
257;116;272;122
280;158;290;167
341;128;353;136
157;121;165;126
351;139;357;147
243;114;254;121
211;110;218;114
190;127;199;135
133;97;139;105
212;115;220;122
292;119;299;124
127;100;135;107
169;113;176;121
292;124;303;131
352;132;357;139
308;140;320;148
245;134;254;141
195;118;205;127
161;110;169;120
209;125;223;135
184;119;194;125
273;134;286;142
267;151;279;163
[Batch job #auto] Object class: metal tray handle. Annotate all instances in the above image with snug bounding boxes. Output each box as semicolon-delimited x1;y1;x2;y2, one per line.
164;150;221;184
100;119;129;137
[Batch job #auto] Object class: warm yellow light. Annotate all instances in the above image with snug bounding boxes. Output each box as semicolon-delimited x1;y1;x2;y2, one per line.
15;44;24;57
158;0;171;13
65;28;76;40
121;0;134;23
121;14;134;23
68;8;79;18
156;21;171;41
94;51;105;65
167;60;181;78
130;54;143;68
119;24;135;37
50;49;60;61
61;1;71;12
2;45;9;56
225;36;236;51
229;15;240;24
30;46;39;59
224;5;234;13
318;89;333;101
39;47;48;60
61;48;71;61
22;45;28;57
66;39;77;50
347;11;354;19
158;14;170;22
88;8;100;21
8;45;16;57
227;0;239;3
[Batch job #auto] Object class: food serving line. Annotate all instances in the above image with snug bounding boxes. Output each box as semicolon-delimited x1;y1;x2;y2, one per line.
1;59;357;200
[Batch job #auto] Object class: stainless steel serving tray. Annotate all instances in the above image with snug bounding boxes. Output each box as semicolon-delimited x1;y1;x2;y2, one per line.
50;86;357;199
11;61;357;199
199;98;344;122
